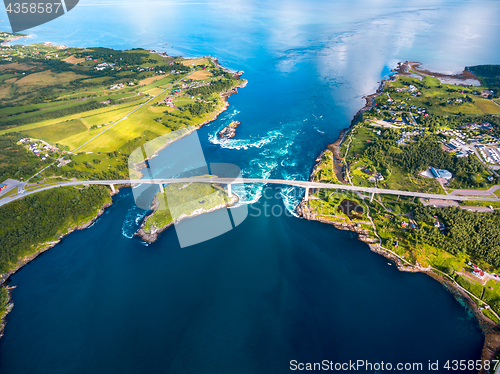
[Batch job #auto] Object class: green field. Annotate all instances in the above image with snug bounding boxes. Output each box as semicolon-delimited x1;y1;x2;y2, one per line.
143;181;231;234
20;119;87;142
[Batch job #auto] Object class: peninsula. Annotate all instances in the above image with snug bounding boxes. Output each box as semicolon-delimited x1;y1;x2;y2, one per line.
299;61;500;366
0;31;246;335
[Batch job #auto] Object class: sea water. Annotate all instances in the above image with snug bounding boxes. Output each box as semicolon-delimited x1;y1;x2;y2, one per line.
2;0;500;372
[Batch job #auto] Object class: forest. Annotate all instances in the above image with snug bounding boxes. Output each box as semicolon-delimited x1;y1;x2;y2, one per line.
364;131;490;187
0;186;110;274
0;133;46;181
0;101;106;129
182;101;214;117
73;47;150;66
468;65;500;97
186;78;237;96
421;113;500;132
412;206;500;268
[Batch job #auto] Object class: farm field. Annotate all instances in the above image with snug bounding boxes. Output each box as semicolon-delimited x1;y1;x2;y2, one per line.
20;119;88;142
139;74;169;86
190;70;213;80
0;40;245;176
475;98;500;114
180;58;209;66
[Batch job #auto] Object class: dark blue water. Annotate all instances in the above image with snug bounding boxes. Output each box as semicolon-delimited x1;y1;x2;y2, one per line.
0;190;483;373
2;0;500;372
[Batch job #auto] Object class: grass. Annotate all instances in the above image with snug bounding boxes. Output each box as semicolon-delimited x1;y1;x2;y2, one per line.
0;100;143;136
475;99;500;115
0;62;35;71
71;101;178;152
460;200;500;208
0;188;18;199
61;152;129;177
20;119;87;143
311;150;340;184
180;58;209;66
143;180;230;233
15;70;83;87
143;87;164;96
190;70;213;80
0;84;10;99
139;74;169;86
139;75;178;92
63;55;85;64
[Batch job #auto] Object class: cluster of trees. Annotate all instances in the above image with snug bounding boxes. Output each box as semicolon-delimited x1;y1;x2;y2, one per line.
412;206;500;268
0;133;44;181
182;101;214;117
186;78;237;96
73;47;149;66
468;65;500;98
420;114;500;132
0;101;106;128
166;62;190;73
364;131;487;187
0;186;110;273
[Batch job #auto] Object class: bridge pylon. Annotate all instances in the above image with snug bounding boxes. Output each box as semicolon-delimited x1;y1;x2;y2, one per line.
227;184;232;197
109;184;116;193
159;184;164;193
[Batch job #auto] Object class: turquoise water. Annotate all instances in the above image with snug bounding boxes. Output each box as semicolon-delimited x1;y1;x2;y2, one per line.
1;0;500;372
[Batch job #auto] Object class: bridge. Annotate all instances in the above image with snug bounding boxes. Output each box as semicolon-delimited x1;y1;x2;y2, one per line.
1;177;499;208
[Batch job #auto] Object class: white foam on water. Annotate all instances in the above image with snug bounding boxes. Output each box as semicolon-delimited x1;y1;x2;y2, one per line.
279;172;306;217
122;206;149;239
209;129;282;150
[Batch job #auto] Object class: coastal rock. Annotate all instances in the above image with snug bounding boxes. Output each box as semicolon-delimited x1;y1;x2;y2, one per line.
218;121;240;139
136;193;239;243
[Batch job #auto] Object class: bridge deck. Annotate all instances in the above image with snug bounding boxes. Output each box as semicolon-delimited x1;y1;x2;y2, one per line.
1;177;499;208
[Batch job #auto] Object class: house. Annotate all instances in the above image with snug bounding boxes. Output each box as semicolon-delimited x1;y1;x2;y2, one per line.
472;268;485;280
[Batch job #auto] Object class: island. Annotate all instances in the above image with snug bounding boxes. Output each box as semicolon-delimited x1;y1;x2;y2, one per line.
136;177;238;242
0;31;246;335
299;61;500;365
218;120;240;139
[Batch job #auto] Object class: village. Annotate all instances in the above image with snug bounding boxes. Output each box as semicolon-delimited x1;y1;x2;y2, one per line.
18;138;59;161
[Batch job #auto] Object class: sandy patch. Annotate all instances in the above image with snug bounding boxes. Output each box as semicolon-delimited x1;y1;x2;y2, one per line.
189;70;213;80
139;74;169;86
180;58;208;66
63;55;85;64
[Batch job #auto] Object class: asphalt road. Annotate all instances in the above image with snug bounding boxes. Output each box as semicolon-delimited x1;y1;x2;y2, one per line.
1;177;499;208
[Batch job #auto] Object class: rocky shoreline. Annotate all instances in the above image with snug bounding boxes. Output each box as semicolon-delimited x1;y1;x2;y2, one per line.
0;195;114;337
1;34;31;47
0;58;247;340
136;192;239;243
298;196;500;367
132;79;248;178
299;62;500;369
218;121;240;139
